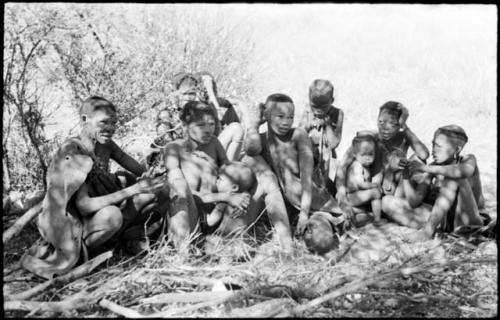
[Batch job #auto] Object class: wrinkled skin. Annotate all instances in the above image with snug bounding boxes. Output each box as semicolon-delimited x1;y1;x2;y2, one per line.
22;138;94;279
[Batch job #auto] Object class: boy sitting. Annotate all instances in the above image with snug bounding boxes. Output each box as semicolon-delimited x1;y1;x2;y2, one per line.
299;79;344;195
346;134;384;227
244;93;345;253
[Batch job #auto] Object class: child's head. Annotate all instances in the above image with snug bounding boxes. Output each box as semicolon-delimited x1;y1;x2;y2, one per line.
216;162;256;193
309;79;334;109
173;73;199;109
377;101;404;141
179;101;217;145
79;96;117;144
264;93;295;136
432;125;468;164
352;134;377;167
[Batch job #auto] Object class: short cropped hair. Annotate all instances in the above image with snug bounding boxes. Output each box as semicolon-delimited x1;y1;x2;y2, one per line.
221;161;256;192
179;101;216;124
379;101;403;119
352;134;377;152
434;124;468;148
309;79;334;107
80;96;116;116
264;93;294;116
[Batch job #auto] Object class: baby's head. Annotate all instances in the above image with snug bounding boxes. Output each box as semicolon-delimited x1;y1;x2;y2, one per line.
309;79;334;118
377;101;404;141
432;124;468;164
216;161;256;193
264;93;295;136
79;96;118;144
352;134;377;167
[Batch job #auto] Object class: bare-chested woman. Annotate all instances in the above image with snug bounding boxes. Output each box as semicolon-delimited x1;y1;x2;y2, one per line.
163;101;293;251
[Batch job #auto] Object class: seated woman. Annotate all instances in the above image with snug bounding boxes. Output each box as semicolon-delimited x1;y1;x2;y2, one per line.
163;101;293;252
336;101;429;226
381;125;486;240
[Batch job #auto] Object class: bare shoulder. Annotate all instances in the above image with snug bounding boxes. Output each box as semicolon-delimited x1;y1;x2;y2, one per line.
292;127;309;140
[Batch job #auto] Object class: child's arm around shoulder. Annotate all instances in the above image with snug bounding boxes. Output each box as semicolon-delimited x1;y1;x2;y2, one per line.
109;140;146;177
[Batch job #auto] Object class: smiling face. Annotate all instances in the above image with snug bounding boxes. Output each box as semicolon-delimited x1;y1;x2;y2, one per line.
186;113;215;145
83;107;117;145
353;140;376;167
268;102;295;136
432;133;457;164
377;110;400;141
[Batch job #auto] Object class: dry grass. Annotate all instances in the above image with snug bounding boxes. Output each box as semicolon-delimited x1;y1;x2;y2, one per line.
3;220;497;318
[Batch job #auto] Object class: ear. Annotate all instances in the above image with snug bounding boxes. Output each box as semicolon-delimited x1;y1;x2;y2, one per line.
455;145;463;155
231;183;239;192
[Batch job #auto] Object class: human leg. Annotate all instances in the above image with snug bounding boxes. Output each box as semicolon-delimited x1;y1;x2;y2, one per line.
242;155;293;252
381;195;431;229
218;122;244;161
347;187;381;207
82;206;123;250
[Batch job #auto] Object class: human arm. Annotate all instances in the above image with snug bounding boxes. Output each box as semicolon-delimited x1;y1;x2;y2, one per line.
295;128;314;232
192;190;250;212
349;162;379;191
242;103;264;156
409;154;477;179
401;169;431;208
324;109;343;151
398;107;429;161
75;176;165;216
110;141;146;177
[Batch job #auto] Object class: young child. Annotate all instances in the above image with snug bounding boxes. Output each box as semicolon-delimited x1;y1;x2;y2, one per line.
204;161;257;234
244;93;345;250
346;134;383;227
336;101;429;224
382;125;487;240
299;79;344;195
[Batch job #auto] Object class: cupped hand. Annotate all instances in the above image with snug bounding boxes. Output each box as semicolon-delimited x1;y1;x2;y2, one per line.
227;192;251;212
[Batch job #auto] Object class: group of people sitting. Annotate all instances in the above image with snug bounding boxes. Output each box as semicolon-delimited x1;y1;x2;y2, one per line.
21;72;491;278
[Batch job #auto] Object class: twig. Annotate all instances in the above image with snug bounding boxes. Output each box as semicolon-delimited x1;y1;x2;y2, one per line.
279;257;497;316
4;292;90;313
140;290;235;305
3;200;43;244
148;290;245;317
6;250;112;301
99;299;144;318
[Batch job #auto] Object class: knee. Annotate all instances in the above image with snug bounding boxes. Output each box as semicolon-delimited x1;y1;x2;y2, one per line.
103;206;123;232
257;170;281;193
381;195;394;212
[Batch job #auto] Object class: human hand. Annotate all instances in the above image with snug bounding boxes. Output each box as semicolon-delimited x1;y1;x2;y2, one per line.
135;175;167;194
296;211;309;235
227;192;251;212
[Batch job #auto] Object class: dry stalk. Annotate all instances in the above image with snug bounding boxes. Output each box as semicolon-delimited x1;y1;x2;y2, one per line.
3;200;43;244
279;257;497;317
99;299;144;318
141;290;236;305
6;250;113;301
